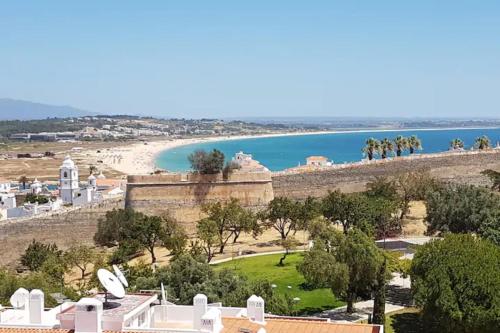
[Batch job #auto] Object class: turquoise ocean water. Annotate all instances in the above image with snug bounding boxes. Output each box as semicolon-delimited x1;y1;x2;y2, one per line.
156;128;500;172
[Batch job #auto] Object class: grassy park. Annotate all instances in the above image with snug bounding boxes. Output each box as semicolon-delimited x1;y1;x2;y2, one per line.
214;252;344;315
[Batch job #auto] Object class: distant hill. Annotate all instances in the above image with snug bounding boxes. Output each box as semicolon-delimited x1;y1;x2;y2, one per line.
0;98;97;120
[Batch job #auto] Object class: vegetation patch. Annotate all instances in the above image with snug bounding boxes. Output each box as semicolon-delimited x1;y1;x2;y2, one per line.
214;252;344;315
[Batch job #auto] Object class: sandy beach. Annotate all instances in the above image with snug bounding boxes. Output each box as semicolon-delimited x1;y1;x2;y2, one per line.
93;127;500;176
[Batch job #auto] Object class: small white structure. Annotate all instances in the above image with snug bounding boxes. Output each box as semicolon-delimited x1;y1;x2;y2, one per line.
30;178;43;195
0;192;16;209
306;156;330;167
0;179;11;192
0;289;383;333
74;298;103;333
232;151;270;172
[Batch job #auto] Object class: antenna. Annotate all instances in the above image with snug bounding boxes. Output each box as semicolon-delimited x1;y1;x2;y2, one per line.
113;265;129;288
10;288;29;308
161;282;167;305
97;268;125;306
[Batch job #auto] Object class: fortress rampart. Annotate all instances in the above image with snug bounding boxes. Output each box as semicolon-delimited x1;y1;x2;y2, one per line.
125;170;274;229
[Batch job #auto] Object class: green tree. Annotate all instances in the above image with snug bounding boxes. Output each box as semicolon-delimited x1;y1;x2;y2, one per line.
379;138;394;159
372;258;387;325
24;193;49;204
18;175;28;189
366;177;400;203
261;197;301;239
132;215;167;264
201;198;256;253
425;184;500;245
362;138;380;160
41;254;69;290
188;149;225;174
298;228;384;313
450;138;464;150
408;135;422;154
395;172;440;219
196;218;219;262
481;169;500;191
393;135;408;157
474;135;491;150
94;208;140;246
64;245;97;281
20;240;62;271
161;214;188;255
294;196;321;232
411;234;500;332
322;190;372;234
278;237;299;266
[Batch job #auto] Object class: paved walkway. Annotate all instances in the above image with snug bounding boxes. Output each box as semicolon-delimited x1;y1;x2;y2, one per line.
318;273;412;322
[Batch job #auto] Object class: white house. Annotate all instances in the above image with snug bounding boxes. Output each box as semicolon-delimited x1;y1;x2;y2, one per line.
0;289;383;333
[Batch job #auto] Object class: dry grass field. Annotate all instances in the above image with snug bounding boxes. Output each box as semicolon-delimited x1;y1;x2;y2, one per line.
0;140;127;180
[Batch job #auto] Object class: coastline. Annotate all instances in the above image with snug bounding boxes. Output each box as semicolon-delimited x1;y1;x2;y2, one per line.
96;126;500;175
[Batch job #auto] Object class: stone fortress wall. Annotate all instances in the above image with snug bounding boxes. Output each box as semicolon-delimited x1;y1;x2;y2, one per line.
0;198;124;267
125;170;274;231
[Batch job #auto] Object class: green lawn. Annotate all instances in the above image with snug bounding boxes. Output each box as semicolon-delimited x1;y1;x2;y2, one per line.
214;252;344;315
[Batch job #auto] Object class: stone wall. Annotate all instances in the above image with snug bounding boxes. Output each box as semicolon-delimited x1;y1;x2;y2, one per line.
272;150;500;200
126;170;274;230
0;198;124;267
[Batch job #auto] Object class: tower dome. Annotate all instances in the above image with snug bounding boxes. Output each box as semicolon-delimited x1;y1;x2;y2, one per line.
62;155;75;168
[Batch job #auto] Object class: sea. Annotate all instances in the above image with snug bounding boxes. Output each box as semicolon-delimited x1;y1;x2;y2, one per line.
156;128;500;172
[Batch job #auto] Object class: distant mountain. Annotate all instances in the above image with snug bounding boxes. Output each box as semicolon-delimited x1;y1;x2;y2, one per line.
0;98;97;120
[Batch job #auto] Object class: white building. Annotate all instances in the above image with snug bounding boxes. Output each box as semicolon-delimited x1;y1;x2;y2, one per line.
59;156;101;206
0;289;382;333
0;192;16;210
30;178;43;195
306;156;331;167
232;151;270;172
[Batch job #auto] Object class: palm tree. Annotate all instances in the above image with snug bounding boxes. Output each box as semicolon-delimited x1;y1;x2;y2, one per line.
393;135;408;157
474;135;491;150
363;138;381;160
379;138;394;159
408;135;422;154
89;165;98;175
450;138;464;150
18;175;28;189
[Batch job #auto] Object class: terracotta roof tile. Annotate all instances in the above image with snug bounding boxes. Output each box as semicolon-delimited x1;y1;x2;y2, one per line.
222;317;381;333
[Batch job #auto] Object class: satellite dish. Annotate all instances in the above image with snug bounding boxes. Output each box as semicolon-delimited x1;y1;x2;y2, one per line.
10;288;29;308
97;269;125;299
113;264;129;288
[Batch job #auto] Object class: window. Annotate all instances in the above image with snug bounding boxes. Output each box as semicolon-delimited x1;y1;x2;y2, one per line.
63;171;68;178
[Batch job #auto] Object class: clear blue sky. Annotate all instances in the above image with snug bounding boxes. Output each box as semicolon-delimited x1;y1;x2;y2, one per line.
1;1;499;118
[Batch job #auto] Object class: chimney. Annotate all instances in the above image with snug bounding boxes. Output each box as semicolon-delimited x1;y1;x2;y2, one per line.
75;298;103;333
193;294;207;330
247;295;265;324
29;289;44;324
200;308;223;333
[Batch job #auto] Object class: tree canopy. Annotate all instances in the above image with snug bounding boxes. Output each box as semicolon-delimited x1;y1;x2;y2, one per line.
425;184;500;245
298;227;384;313
188;149;225;174
411;234;500;332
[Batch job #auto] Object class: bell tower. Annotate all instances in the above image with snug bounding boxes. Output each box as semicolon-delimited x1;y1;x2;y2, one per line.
60;155;79;204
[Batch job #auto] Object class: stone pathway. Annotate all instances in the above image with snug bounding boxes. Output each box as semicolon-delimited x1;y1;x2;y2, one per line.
319;273;412;322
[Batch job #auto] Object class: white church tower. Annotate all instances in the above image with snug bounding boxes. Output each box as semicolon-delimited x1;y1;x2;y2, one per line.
60;155;79;204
